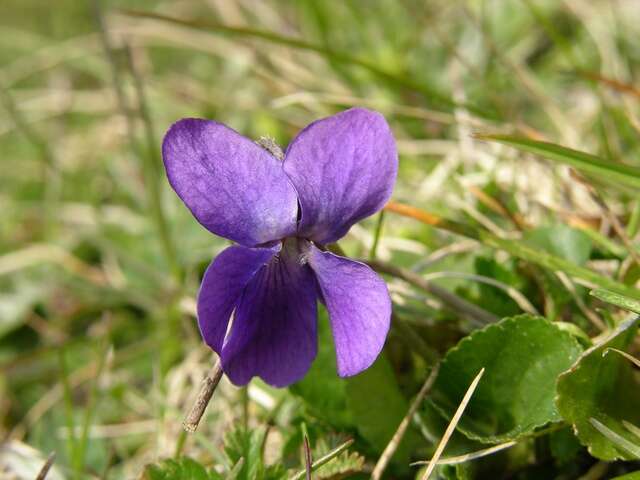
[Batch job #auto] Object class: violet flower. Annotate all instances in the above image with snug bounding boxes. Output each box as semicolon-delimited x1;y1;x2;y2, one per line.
162;108;398;387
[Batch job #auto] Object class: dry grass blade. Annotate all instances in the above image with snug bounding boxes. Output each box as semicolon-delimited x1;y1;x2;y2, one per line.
0;244;106;285
576;70;640;98
366;259;498;326
118;10;482;115
411;441;517;467
603;348;640;369
371;363;440;480
589;418;640;458
419;368;485;480
420;272;539;315
385;201;640;300
623;421;640;440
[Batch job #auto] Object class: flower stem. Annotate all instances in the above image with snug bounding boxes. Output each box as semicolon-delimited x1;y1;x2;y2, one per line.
182;360;224;433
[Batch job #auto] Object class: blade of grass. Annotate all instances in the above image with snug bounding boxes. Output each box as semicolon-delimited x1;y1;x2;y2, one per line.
123;42;181;281
119;9;495;119
58;349;77;479
419;368;485;480
420;271;539;315
0;82;55;168
384;201;640;300
474;134;640;190
411;441;516;466
603;348;640;369
75;342;112;476
590;289;640;315
483;235;640;300
369;211;385;260
571;174;640;268
522;0;580;67
623;421;640;440
303;432;312;480
628;201;640;238
589;418;640;459
366;259;499;326
576;70;640;99
290;439;355;480
372;363;440;480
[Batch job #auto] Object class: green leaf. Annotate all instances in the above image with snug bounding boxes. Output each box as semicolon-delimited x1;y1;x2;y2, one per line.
473;257;524;317
524;225;592;266
590;289;640;315
224;427;268;480
549;427;584;465
556;317;640;460
476;134;640;190
292;308;418;464
141;457;214;480
346;353;417;461
419;402;487;457
430;315;583;443
290;309;352;428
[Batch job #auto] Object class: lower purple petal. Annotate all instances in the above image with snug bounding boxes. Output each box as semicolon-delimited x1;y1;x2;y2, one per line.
197;244;280;353
221;239;318;387
307;245;391;377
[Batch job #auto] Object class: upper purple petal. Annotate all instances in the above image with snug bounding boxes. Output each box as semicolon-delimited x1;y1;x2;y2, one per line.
283;108;398;244
197;244;279;353
307;244;391;377
221;239;318;387
162;118;298;246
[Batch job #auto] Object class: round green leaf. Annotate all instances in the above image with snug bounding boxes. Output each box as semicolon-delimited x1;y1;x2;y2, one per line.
556;317;640;461
429;315;583;443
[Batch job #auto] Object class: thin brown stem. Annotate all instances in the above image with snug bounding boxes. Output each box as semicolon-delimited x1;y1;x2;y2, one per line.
183;360;224;433
35;452;56;480
366;259;498;326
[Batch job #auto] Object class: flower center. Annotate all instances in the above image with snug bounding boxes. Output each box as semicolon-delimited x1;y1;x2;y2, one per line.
281;237;312;266
256;136;284;161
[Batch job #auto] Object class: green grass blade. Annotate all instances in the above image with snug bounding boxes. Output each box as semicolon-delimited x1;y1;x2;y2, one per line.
58;348;78;478
476;134;640;190
385;202;640;300
290;439;355;480
590;418;640;459
481;234;640;300
120;9;496;119
590;289;640;315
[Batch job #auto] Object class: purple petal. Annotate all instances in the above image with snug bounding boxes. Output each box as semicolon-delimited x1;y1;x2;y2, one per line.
221;239;318;387
307;245;391;377
283;108;397;244
197;244;280;353
162;118;298;246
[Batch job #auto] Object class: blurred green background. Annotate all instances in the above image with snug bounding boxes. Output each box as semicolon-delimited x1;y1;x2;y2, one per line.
2;0;640;478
